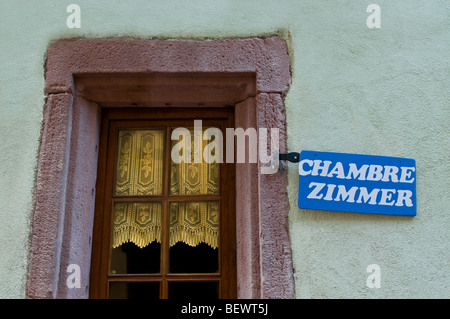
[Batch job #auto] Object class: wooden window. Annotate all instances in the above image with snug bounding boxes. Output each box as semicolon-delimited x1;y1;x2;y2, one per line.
89;107;236;299
30;37;293;299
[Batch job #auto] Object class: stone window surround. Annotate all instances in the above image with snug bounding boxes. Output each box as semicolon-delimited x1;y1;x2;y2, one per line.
27;36;295;299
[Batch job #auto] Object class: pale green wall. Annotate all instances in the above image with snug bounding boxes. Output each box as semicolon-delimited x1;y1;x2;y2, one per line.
0;0;448;298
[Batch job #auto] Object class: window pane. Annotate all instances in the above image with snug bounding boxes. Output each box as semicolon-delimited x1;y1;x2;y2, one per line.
109;282;160;299
170;242;218;273
111;241;161;274
115;130;164;196
170;128;220;195
168;282;219;299
169;201;219;273
111;202;161;274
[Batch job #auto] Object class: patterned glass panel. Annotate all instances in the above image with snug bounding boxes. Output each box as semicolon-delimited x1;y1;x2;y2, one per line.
115;130;164;196
170;129;220;195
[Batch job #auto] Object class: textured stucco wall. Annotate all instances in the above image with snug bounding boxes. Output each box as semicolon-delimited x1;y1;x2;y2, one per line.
0;0;448;298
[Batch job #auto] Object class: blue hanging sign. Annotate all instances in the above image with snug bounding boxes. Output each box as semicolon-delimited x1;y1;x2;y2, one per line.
298;150;416;216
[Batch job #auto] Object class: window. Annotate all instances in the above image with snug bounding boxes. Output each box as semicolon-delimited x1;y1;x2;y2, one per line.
29;37;294;299
89;107;236;299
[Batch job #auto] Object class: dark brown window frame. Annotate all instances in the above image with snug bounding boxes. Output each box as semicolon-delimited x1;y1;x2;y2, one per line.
28;37;295;299
90;107;237;298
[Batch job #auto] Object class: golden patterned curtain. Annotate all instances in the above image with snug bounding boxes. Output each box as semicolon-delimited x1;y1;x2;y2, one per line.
169;201;219;249
113;202;162;249
112;129;220;250
170;129;219;195
115;130;164;196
